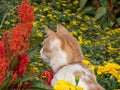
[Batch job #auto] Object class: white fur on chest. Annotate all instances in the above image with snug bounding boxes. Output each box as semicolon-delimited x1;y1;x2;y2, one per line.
51;64;93;90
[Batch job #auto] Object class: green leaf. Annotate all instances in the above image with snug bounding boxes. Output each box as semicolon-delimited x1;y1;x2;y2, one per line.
95;7;107;20
80;0;88;9
10;56;18;69
75;76;79;86
117;17;120;23
28;48;38;57
30;82;52;90
80;6;93;15
0;77;11;90
6;39;10;60
12;76;34;84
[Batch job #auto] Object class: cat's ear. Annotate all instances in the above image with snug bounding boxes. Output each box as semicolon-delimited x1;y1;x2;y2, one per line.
45;26;55;36
57;24;68;33
45;26;57;40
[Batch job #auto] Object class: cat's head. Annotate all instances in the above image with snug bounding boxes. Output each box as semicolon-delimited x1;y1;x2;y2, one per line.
40;24;84;65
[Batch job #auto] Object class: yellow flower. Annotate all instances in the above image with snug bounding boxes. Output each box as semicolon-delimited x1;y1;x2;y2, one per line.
42;76;46;78
34;53;41;58
80;27;88;31
97;62;120;82
4;21;10;25
41;15;46;19
78;36;83;44
93;25;101;29
70;31;77;36
0;25;2;28
33;21;37;27
62;4;67;6
34;7;38;12
39;18;44;22
80;23;86;27
71;20;77;25
97;66;104;75
36;14;41;16
47;14;53;19
54;80;75;90
0;35;2;39
62;22;66;25
35;76;40;80
82;59;95;71
56;2;60;4
108;44;118;51
11;24;15;26
36;30;43;37
38;63;43;66
83;40;91;45
44;7;49;12
33;67;39;72
84;54;91;57
73;1;78;5
76;14;82;19
11;19;16;22
92;18;96;21
54;80;84;90
84;15;90;20
76;86;84;90
105;27;110;30
116;75;120;82
82;59;90;65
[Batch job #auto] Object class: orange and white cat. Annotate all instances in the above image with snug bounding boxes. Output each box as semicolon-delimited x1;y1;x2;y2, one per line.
40;24;105;90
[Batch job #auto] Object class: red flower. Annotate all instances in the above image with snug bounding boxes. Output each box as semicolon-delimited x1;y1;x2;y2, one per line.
3;31;10;39
18;0;34;23
14;51;30;76
42;70;54;85
0;58;9;85
0;40;9;85
21;22;33;39
11;72;17;82
24;82;32;90
9;24;24;57
0;40;7;58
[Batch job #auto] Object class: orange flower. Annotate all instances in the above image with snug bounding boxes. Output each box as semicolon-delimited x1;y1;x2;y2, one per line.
14;51;30;76
0;58;9;84
18;0;34;23
0;40;7;58
21;22;33;38
0;40;9;85
9;24;24;57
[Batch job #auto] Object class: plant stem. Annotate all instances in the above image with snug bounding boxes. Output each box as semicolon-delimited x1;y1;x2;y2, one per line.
0;5;18;30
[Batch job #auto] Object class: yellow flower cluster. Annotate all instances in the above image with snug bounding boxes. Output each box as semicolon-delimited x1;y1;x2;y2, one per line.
82;59;95;71
54;80;84;90
97;63;120;82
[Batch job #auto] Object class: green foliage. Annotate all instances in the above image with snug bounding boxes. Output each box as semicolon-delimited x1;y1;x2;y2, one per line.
95;7;107;20
0;0;120;89
80;0;88;9
78;0;120;28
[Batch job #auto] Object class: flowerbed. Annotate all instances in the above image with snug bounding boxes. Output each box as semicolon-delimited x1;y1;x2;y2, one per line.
0;0;120;90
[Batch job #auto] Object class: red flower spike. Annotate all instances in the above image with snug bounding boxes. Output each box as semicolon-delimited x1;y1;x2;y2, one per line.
0;40;8;58
3;31;10;39
41;70;54;85
18;0;34;23
9;24;24;57
0;40;9;85
14;51;30;76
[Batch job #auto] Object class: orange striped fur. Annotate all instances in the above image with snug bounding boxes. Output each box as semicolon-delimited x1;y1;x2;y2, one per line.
40;24;105;90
